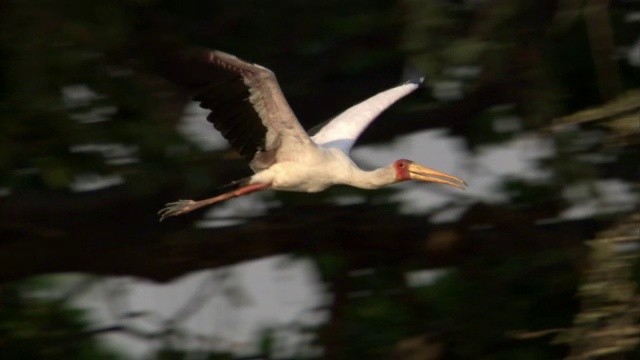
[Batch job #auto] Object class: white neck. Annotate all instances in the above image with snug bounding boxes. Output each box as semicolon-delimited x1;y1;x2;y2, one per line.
346;165;397;190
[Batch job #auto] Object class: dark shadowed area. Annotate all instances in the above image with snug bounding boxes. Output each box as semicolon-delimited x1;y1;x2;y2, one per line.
1;0;639;359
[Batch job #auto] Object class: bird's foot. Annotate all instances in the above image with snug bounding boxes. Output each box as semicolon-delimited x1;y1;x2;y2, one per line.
158;200;196;222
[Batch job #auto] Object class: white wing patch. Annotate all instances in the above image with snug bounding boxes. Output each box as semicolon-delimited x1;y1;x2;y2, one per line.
310;80;421;153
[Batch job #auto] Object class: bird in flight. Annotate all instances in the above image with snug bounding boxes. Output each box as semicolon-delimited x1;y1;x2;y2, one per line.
157;48;466;221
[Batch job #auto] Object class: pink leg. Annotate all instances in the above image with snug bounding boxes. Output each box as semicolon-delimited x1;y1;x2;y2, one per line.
158;183;270;221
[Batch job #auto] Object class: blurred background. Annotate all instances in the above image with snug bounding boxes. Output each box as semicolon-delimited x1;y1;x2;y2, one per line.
1;0;639;359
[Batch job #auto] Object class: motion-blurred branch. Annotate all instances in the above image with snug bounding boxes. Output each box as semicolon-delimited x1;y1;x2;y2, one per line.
0;191;603;283
552;90;640;146
561;212;640;359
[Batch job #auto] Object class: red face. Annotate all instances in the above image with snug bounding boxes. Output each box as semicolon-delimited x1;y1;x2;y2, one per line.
391;159;468;190
393;159;413;181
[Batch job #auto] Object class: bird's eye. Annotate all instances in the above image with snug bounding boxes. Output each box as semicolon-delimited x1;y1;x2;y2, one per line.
398;162;404;168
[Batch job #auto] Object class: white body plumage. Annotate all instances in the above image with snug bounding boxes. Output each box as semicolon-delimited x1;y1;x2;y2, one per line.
250;147;395;192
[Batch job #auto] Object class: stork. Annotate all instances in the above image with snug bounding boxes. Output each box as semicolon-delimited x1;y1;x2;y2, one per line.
157;48;467;221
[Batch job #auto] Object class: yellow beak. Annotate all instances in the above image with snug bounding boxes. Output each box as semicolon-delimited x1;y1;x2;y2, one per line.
408;163;467;190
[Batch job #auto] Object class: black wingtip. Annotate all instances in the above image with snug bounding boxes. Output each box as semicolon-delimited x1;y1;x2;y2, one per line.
402;63;425;86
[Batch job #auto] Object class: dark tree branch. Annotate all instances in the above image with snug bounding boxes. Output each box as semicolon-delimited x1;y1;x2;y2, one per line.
0;184;603;284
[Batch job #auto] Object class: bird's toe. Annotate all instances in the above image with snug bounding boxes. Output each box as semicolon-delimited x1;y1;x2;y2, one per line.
158;199;196;221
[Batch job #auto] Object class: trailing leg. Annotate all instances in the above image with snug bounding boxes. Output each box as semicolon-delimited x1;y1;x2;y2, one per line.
158;182;270;221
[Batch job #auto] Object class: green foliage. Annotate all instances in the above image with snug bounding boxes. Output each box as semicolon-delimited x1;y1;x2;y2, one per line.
333;253;578;359
0;0;221;193
416;252;578;359
0;279;120;360
346;295;412;359
342;268;414;359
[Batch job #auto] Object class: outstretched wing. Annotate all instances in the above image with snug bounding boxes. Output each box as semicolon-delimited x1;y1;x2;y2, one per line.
153;47;313;171
310;78;422;153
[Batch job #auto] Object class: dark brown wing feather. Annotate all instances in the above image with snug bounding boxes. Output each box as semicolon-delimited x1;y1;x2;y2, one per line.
149;45;315;171
152;48;273;162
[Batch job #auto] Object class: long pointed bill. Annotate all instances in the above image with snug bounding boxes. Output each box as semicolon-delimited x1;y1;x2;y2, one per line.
408;163;467;190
